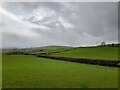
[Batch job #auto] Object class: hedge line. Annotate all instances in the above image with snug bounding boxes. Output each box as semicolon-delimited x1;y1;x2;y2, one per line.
37;55;120;68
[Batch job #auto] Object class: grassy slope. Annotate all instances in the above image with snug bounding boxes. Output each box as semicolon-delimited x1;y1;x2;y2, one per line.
38;46;72;50
3;55;118;88
24;46;72;51
34;48;71;55
0;53;2;89
52;47;118;60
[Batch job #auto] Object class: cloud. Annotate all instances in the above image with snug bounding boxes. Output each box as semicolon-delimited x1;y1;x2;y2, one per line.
0;7;22;23
1;2;118;48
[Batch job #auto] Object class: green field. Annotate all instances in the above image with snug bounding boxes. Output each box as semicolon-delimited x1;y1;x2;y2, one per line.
3;54;118;88
0;53;2;89
51;47;118;60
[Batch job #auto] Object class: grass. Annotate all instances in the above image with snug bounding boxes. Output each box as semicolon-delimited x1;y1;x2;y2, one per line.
0;53;2;89
3;54;118;88
34;48;71;55
23;46;72;51
52;47;118;60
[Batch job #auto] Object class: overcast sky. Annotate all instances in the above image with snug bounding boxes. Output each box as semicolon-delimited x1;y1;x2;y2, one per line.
0;2;118;48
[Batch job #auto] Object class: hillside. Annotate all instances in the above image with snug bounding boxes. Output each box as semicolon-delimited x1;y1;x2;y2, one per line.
50;47;119;60
5;45;119;60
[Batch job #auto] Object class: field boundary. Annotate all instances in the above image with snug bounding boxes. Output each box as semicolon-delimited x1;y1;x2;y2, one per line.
37;55;120;68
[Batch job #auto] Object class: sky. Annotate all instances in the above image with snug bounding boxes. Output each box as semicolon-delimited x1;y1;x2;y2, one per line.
0;2;118;48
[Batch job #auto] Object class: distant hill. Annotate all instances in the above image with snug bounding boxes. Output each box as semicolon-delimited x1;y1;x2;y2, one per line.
37;46;72;50
4;45;73;55
19;45;72;51
2;46;72;51
3;43;119;55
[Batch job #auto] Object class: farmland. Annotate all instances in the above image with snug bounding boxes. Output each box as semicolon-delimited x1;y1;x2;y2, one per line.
2;2;119;88
2;54;118;88
46;47;118;60
0;53;2;89
7;46;119;60
2;45;119;88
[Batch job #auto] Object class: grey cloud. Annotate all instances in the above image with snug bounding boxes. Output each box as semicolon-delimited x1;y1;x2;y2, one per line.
2;2;118;48
3;2;40;14
62;3;118;40
2;32;48;48
2;32;31;48
40;2;62;12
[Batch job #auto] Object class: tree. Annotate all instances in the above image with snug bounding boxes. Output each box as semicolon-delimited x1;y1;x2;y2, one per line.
101;42;105;46
111;43;114;47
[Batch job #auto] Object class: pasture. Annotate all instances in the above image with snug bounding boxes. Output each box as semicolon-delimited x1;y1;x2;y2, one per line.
51;47;118;60
2;54;118;88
